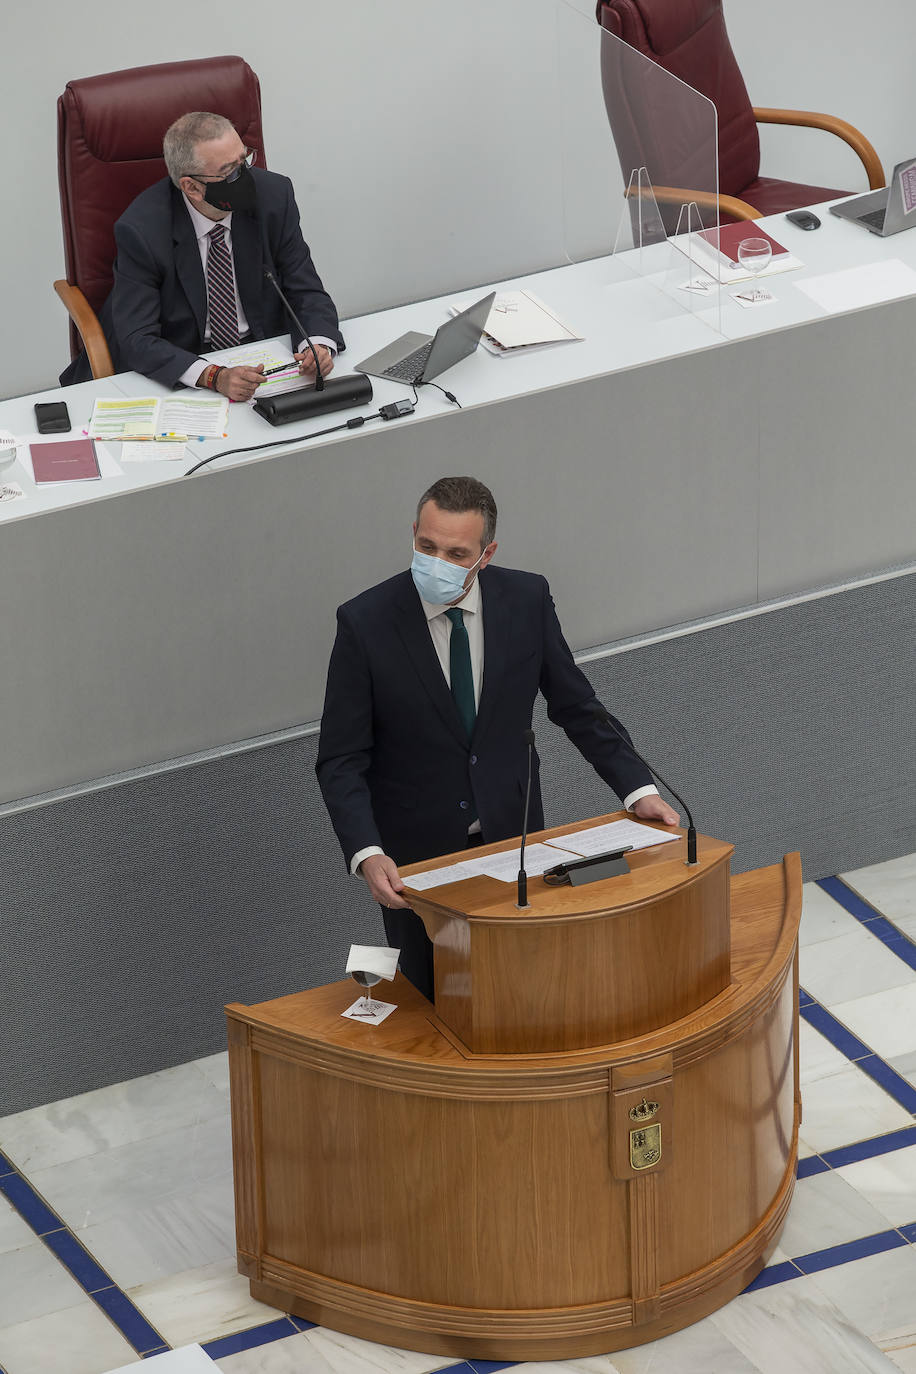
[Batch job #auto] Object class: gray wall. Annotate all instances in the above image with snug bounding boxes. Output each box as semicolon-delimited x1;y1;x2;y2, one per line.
4;0;913;398
3;568;914;1114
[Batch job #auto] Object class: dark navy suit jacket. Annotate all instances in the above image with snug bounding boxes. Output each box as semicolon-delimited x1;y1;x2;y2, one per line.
315;565;653;870
61;168;343;388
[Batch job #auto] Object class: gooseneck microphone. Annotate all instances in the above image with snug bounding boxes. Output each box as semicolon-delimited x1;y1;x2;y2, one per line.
517;728;536;909
263;269;325;390
590;702;698;866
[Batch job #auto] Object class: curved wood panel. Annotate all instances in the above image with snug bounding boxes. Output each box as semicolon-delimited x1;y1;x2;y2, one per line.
404;816;734;1054
226;847;801;1359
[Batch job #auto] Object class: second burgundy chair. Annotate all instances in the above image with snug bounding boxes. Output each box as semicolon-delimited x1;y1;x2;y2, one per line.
595;0;883;224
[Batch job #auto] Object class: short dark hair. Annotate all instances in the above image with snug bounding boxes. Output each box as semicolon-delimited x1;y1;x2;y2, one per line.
416;476;497;549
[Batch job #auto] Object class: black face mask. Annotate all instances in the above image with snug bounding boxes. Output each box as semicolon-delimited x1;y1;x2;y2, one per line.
201;163;257;215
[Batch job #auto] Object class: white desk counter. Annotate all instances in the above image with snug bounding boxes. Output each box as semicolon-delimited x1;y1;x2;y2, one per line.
2;205;915;802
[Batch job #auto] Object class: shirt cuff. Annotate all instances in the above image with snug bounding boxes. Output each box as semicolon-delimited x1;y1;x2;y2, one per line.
350;845;384;876
297;336;337;357
181;359;211;389
623;784;659;811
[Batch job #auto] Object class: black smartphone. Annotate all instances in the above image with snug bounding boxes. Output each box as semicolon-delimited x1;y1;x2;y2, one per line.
35;401;71;434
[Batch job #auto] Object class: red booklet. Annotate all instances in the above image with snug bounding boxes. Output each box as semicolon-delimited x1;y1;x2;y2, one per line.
30;439;100;484
697;222;788;268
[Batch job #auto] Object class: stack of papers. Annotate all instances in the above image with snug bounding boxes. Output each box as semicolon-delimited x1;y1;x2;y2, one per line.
404;819;677;891
449;290;583;355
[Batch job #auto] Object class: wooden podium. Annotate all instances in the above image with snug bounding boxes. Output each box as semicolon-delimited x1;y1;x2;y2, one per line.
226;814;801;1359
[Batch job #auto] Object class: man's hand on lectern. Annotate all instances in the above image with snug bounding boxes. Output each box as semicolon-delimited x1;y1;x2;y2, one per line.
359;853;410;908
632;795;680;826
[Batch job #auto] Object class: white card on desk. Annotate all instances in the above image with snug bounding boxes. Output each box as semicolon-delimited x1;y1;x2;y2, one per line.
342;997;397;1024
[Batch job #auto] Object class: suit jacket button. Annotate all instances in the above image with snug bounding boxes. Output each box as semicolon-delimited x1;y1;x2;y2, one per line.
459;800;469;810
470;754;478;765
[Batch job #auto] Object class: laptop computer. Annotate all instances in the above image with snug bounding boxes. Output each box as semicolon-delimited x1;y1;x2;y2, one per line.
356;292;496;386
829;157;916;236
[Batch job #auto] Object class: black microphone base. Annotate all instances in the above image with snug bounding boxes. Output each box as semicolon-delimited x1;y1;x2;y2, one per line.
253;374;373;426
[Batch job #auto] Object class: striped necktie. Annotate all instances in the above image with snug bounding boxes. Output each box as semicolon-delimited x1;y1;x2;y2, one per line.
206;225;240;350
445;607;476;739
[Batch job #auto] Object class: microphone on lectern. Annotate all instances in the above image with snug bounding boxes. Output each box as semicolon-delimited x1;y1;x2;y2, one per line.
517;728;536;909
263;269;325;390
589;702;698;866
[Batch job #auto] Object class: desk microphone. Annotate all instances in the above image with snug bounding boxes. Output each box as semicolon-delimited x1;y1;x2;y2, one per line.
517;728;536;909
263;269;325;390
589;702;698;866
257;269;373;425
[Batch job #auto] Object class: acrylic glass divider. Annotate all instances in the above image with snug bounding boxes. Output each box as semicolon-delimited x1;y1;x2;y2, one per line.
557;2;724;336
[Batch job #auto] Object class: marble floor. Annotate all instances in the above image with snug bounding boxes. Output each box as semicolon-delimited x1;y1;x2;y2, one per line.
1;856;915;1374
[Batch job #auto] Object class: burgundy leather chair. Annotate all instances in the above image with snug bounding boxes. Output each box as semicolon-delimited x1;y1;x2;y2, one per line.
596;0;884;224
55;56;265;378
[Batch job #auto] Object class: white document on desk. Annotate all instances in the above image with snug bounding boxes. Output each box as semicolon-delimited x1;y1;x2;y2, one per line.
545;819;678;857
794;258;916;313
472;842;582;882
404;860;482;891
406;842;581;890
449;290;582;354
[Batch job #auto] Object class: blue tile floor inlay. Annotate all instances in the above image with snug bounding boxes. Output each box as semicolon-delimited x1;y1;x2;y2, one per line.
793;1228;907;1273
0;1172;63;1237
797;1154;830;1179
799;999;872;1061
202;1317;303;1360
43;1226;114;1294
820;1123;916;1170
743;1259;803;1291
92;1285;167;1357
900;1221;916;1243
857;1053;916;1114
816;876;885;922
469;1362;519;1374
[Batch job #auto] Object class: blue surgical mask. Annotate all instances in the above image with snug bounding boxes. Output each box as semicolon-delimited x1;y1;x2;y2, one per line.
411;545;486;605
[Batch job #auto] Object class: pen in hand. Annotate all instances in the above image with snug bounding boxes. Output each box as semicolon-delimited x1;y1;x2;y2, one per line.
259;361;298;377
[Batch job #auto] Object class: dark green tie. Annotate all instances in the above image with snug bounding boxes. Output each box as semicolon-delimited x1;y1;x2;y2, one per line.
445;607;476;739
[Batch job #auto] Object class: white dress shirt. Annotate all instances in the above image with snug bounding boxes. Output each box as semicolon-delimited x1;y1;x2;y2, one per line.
178;197;336;388
350;576;658;876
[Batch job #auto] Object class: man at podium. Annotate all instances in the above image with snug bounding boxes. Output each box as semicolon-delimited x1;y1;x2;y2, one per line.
316;475;678;999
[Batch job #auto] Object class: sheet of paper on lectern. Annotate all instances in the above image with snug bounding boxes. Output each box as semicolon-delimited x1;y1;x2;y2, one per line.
403;859;481;890
545;819;679;857
345;945;399;980
472;842;581;882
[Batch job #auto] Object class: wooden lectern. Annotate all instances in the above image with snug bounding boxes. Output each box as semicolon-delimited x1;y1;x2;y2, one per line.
226;813;801;1359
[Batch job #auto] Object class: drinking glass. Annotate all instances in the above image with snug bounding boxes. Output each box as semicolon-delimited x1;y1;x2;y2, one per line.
736;237;772;301
350;968;384;1015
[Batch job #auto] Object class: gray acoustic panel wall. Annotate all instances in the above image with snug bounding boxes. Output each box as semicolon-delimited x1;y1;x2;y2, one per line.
2;571;914;1115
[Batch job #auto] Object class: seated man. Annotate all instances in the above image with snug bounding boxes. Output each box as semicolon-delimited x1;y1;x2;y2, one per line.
61;111;343;401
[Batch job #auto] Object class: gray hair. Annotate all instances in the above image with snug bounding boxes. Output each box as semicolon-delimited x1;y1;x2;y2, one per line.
163;112;236;187
417;476;498;549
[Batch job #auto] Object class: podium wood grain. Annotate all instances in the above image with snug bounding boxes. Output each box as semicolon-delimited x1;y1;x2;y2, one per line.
227;815;801;1358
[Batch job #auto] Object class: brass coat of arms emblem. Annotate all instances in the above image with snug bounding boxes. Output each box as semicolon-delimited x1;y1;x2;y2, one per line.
629;1123;662;1170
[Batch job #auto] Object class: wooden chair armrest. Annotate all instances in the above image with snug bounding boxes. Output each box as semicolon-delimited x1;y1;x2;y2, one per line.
636;185;761;222
752;107;885;189
53;280;114;379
